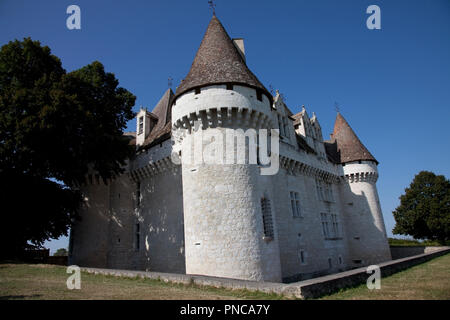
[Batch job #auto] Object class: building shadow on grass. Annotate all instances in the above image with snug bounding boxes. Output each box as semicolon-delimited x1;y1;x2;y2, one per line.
0;294;42;300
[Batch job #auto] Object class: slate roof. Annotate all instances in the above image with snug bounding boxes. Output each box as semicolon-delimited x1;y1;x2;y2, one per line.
325;113;378;164
174;15;271;103
131;89;174;150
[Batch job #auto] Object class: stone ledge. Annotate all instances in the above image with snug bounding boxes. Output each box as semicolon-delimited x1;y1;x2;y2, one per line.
80;247;450;299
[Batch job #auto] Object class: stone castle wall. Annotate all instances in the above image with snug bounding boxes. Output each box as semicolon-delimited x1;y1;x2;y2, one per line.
71;86;391;282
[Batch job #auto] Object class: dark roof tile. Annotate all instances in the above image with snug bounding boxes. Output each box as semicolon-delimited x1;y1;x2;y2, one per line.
174;15;271;103
326;113;378;164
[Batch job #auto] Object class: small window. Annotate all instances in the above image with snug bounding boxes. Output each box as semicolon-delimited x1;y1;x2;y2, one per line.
138;116;144;135
353;259;362;264
290;191;302;218
299;250;306;264
328;258;332;269
226;84;233;90
339;256;343;265
256;89;262;101
261;197;274;239
195;87;201;95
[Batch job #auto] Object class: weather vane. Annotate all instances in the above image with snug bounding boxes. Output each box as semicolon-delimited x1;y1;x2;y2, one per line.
168;77;173;88
334;101;340;113
208;0;216;16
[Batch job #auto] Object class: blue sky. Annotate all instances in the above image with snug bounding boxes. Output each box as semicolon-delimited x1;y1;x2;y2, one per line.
1;0;449;254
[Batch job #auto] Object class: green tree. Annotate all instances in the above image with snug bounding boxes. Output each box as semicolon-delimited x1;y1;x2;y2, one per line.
393;171;450;244
54;248;68;256
0;38;136;258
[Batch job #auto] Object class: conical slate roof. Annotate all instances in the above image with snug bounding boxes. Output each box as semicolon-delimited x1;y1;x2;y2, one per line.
326;113;378;164
174;15;271;102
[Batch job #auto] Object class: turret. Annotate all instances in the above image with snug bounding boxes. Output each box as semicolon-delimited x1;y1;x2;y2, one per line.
327;113;391;266
171;15;282;282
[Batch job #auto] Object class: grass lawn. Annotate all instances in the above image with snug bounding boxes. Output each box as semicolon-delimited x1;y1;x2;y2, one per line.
321;253;450;300
1;254;449;300
0;263;282;300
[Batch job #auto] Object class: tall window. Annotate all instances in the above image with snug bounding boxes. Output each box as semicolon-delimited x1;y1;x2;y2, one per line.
316;180;334;202
135;223;140;251
331;214;340;238
261;197;274;239
138;116;144;135
321;212;330;239
290;191;302;218
316;180;324;201
324;183;334;202
299;250;306;265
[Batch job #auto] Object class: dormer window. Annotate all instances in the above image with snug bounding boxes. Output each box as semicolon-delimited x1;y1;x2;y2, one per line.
138;116;144;135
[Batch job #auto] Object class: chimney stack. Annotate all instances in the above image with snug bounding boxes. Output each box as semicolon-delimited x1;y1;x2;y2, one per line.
232;38;245;62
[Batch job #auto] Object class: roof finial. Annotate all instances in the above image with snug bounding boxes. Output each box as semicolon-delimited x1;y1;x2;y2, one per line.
208;0;216;16
334;101;340;114
168;77;173;89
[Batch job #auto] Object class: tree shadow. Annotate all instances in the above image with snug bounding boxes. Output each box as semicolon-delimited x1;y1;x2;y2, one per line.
0;294;42;300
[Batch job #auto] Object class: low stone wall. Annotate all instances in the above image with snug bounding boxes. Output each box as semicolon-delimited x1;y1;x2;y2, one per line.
80;247;450;299
390;246;446;260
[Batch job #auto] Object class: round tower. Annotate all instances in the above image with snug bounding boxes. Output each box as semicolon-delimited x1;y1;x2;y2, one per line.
331;113;391;266
171;15;282;282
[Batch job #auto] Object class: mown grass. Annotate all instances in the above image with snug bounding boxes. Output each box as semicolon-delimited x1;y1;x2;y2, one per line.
1;254;449;300
0;263;285;300
321;253;450;300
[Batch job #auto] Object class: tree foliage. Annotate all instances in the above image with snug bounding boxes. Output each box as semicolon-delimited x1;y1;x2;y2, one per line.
0;38;136;258
393;171;450;243
54;248;68;257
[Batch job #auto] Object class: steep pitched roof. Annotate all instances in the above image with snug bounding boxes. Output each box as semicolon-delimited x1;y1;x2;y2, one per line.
151;88;173;134
325;113;378;164
138;89;174;150
174;15;271;103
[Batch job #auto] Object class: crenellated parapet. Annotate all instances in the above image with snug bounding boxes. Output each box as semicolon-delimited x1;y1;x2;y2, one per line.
173;105;273;133
280;156;340;184
128;156;178;182
172;85;274;143
343;171;378;183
